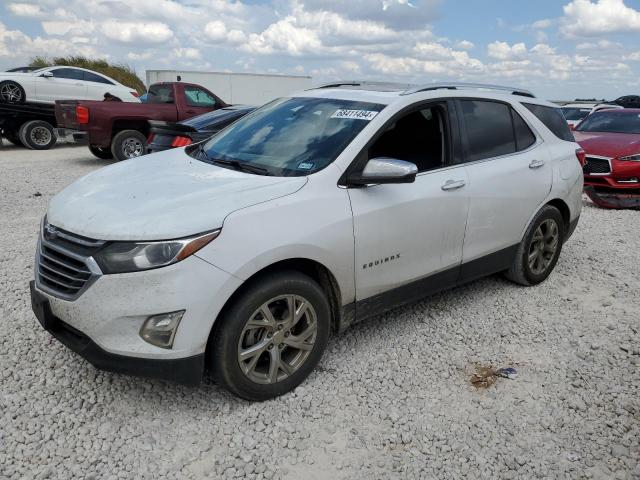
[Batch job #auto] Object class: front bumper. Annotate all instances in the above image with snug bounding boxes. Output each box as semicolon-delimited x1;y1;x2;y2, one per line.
30;281;204;385
584;186;640;209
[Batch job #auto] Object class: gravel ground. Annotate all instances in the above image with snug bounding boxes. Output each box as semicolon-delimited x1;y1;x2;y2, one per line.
1;141;639;480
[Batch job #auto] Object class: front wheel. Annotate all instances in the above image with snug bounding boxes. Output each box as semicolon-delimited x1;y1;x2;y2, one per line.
210;271;330;401
111;129;147;161
505;205;564;286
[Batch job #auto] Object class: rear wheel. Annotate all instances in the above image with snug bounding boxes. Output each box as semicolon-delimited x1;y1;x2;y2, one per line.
18;120;57;150
505;205;564;286
210;271;330;401
0;81;25;103
111;130;147;161
89;145;113;159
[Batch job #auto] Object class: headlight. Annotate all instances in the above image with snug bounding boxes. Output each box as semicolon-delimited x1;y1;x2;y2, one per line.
94;230;220;274
619;153;640;162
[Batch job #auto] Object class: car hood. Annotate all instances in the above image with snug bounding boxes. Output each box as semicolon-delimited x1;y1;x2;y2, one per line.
47;149;307;241
574;131;640;158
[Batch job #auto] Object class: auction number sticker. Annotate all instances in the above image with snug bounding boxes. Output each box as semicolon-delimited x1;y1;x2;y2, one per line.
331;109;379;121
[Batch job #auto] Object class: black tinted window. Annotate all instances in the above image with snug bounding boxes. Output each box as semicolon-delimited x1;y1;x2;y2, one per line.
523;103;574;141
511;109;536;151
147;85;174;104
84;71;113;85
369;105;447;173
460;100;516;162
50;68;84;80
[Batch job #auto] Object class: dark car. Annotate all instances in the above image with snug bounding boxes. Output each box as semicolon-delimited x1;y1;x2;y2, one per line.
146;105;255;153
5;66;40;73
614;95;640;109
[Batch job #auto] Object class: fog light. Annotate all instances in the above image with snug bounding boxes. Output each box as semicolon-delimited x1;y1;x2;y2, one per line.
139;311;184;349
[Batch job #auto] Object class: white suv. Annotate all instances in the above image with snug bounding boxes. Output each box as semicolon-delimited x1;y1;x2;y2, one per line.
30;82;583;400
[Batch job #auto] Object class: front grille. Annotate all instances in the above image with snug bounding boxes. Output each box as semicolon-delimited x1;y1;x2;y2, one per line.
36;223;105;300
584;156;611;175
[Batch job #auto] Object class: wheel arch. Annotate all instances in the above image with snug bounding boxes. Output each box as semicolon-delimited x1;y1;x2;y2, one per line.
205;257;344;367
545;198;571;235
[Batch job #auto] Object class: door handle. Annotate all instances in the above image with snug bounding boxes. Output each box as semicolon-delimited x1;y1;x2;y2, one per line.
441;179;466;191
75;83;84;86
529;159;545;169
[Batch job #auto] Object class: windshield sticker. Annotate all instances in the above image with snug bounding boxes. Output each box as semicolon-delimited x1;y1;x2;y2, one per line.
298;162;315;170
331;109;379;121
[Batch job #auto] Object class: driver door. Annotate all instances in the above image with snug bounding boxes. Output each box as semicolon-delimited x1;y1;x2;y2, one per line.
35;67;88;102
347;102;470;317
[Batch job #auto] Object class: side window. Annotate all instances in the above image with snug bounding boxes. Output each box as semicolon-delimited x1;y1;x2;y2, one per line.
184;87;217;108
460;100;516;162
84;71;114;85
367;105;448;173
511;109;536;151
147;85;175;104
50;68;84;80
523;103;574;142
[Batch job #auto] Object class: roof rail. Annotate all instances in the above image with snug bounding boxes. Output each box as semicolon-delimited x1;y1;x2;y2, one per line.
310;80;414;91
401;82;535;98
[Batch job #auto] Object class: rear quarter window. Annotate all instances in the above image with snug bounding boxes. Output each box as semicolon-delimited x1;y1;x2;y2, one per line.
523;103;574;142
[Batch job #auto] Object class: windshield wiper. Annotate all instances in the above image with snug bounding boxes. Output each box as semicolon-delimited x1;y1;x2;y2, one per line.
211;158;272;176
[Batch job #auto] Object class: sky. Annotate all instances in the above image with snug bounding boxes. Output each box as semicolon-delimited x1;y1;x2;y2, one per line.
1;0;639;100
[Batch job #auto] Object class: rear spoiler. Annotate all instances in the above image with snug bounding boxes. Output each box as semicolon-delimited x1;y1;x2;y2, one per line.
148;120;196;135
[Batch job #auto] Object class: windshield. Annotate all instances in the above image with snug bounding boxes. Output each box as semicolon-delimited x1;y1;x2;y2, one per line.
195;97;385;176
576;112;640;134
561;107;591;121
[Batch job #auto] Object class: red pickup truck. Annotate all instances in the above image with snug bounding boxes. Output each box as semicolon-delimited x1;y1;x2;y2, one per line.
55;82;227;160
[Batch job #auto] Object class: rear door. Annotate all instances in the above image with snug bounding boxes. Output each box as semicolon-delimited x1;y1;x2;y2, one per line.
457;99;552;269
35;67;88;102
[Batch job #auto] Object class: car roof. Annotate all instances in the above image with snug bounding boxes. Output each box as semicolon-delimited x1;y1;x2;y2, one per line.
294;82;557;109
562;103;596;108
590;108;640;115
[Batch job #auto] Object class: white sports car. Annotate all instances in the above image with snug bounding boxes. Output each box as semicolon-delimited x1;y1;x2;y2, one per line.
0;66;140;104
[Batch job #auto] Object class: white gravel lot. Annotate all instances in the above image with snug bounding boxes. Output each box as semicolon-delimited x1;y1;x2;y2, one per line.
0;141;638;480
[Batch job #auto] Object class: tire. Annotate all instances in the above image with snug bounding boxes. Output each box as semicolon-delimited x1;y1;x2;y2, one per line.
111;130;147;161
505;205;564;286
210;270;331;401
89;145;114;159
18;120;57;150
4;132;23;147
0;80;25;103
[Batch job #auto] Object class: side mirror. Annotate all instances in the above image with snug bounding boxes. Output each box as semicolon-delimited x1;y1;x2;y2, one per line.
347;157;418;186
41;71;53;78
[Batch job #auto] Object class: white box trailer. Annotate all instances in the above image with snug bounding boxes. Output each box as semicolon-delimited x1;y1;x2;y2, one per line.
145;70;312;106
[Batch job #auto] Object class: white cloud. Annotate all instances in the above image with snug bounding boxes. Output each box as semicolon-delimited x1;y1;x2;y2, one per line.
42;20;95;36
487;41;528;60
532;19;552;29
455;40;475;50
204;21;228;42
171;47;201;60
6;2;45;18
101;21;173;44
562;0;640;36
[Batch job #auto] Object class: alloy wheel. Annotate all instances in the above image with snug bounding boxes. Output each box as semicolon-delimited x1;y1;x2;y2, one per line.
0;83;22;102
237;294;317;385
528;219;559;275
122;138;144;158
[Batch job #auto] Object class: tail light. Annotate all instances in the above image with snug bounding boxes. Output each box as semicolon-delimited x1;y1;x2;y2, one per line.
76;105;89;124
130;91;140;98
575;148;586;166
171;136;193;147
147;133;155;144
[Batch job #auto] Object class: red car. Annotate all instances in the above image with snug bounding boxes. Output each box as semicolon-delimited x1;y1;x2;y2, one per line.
573;109;640;209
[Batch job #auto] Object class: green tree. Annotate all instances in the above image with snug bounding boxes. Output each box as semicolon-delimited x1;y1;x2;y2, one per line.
29;56;146;94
